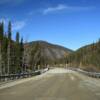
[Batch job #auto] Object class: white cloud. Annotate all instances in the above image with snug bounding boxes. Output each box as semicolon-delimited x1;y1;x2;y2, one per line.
43;4;66;14
12;21;26;31
42;4;95;15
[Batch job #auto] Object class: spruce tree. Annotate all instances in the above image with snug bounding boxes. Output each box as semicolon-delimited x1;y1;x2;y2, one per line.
0;22;4;40
20;38;24;73
0;22;4;75
16;32;20;43
8;21;11;40
2;33;8;74
7;21;12;74
15;32;20;73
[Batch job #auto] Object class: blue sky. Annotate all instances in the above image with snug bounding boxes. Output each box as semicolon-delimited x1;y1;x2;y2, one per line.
0;0;100;50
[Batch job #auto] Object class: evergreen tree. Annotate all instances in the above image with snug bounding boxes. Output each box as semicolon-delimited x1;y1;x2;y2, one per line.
0;22;4;39
15;32;20;73
0;21;25;75
8;21;12;40
97;38;100;53
20;38;24;72
7;21;12;74
16;32;20;43
2;33;8;74
0;22;4;75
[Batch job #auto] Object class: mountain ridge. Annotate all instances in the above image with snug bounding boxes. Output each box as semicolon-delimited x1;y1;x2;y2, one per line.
24;40;73;68
68;40;100;72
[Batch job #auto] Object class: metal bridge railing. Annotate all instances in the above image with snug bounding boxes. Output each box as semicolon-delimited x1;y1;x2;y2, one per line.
67;67;100;78
0;68;49;82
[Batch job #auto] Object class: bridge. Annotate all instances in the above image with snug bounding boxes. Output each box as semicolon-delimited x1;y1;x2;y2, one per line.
0;68;100;100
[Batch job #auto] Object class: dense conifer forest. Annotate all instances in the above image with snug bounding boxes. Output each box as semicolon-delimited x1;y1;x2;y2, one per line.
0;21;24;75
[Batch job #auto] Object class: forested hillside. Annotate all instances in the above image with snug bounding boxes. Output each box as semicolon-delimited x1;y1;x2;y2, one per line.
67;40;100;72
24;41;72;69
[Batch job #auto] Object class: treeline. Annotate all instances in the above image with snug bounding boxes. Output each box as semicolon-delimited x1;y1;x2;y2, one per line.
0;21;24;75
67;40;100;72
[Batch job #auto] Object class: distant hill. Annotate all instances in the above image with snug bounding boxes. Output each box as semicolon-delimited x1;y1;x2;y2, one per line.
24;40;73;68
24;40;100;72
68;40;100;72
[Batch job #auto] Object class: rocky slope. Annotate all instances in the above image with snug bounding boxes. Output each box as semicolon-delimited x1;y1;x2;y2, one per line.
24;40;73;67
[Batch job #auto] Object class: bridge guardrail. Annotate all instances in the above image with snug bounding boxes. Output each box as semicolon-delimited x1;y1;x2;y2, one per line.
40;68;49;74
67;67;100;78
0;68;49;82
0;71;41;82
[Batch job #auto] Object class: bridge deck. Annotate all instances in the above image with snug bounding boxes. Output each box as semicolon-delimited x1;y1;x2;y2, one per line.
0;68;100;100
